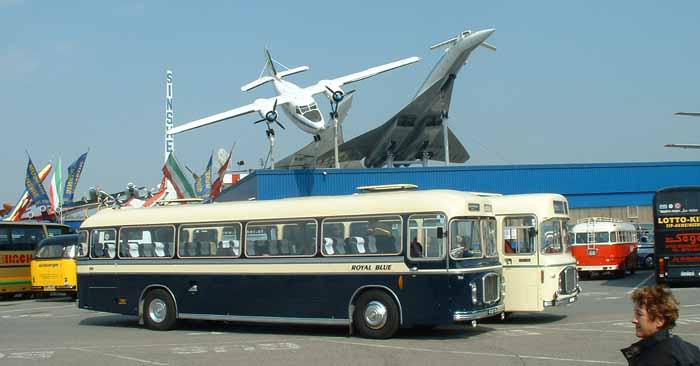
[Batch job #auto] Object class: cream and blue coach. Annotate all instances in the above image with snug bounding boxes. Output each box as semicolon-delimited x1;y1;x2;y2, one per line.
77;186;504;339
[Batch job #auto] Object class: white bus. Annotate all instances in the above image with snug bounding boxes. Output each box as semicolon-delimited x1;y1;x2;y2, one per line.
77;188;505;339
491;194;580;314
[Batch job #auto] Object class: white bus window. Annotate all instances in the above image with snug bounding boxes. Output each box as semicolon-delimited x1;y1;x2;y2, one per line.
503;216;536;255
541;219;564;254
89;229;116;259
120;226;174;259
609;231;618;242
483;218;498;257
595;232;610;243
78;231;89;257
408;214;446;260
450;219;483;259
246;220;317;257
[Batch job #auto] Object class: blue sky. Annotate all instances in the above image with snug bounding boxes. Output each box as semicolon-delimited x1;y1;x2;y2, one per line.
1;1;699;202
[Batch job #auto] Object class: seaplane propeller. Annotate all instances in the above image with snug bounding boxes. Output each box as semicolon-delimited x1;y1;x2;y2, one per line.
324;86;355;118
252;98;286;131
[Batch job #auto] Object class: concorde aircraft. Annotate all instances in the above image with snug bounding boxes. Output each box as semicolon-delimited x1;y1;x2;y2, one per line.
277;28;496;168
167;51;420;141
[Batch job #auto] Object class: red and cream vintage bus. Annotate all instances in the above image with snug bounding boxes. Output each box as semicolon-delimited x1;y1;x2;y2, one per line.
569;217;638;278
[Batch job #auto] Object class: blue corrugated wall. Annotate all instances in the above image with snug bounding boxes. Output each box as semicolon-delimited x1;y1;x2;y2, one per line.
225;161;700;208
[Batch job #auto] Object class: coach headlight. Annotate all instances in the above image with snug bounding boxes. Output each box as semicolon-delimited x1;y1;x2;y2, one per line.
469;281;478;304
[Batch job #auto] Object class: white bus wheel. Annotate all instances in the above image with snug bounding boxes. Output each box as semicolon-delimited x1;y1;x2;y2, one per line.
353;290;400;339
143;289;177;331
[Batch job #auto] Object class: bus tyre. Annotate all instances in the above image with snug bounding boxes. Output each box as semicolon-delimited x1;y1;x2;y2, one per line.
353;290;400;339
143;289;176;331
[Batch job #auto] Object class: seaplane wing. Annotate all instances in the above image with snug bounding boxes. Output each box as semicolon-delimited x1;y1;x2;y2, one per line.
168;95;295;135
303;56;421;95
665;144;700;149
675;112;700;117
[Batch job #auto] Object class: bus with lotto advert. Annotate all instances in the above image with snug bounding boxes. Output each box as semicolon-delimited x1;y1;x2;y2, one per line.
653;186;700;284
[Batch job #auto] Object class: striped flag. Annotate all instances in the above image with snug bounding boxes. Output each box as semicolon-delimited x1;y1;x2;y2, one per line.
210;148;232;200
48;158;62;212
143;176;169;207
163;153;196;199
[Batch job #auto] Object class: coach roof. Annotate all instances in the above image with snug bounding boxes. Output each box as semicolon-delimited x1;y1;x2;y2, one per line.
81;189;493;228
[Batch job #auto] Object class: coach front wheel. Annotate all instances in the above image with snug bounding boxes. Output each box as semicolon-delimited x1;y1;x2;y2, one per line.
353;290;400;339
143;289;177;331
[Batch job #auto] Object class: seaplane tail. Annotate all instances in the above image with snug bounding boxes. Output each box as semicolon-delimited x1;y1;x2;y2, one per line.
241;49;310;92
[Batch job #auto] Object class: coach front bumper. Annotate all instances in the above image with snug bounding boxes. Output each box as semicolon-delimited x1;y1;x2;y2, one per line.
453;304;505;322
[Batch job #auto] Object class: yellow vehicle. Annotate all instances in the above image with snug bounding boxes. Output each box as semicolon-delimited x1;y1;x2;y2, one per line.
31;232;87;299
0;221;71;299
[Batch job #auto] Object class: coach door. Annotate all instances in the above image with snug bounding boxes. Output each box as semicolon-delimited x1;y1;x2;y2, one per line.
500;215;540;311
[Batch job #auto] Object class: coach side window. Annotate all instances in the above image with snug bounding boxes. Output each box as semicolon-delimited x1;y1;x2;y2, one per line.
325;215;401;256
118;226;175;259
178;224;241;258
246;220;317;257
407;214;446;260
89;229;116;259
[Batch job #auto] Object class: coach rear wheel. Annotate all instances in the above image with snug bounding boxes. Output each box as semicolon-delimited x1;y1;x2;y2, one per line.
143;289;177;331
353;290;400;339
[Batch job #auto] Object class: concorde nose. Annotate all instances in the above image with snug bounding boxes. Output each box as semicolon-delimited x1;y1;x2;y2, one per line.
470;29;496;44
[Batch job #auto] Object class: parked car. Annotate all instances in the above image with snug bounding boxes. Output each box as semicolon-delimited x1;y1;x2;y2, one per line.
637;235;655;269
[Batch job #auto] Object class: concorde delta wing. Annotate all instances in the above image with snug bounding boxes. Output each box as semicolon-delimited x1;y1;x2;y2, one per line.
314;73;469;168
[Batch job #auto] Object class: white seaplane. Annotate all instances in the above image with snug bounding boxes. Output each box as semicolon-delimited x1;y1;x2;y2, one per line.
168;50;420;142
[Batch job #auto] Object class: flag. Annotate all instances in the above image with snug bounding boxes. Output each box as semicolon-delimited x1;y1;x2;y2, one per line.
163;153;196;199
48;158;62;212
143;176;169;207
24;156;50;208
3;163;52;222
210;148;232;199
188;154;213;198
63;152;88;204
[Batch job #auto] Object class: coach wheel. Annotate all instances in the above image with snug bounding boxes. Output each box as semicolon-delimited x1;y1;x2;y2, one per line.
143;289;177;331
353;290;400;339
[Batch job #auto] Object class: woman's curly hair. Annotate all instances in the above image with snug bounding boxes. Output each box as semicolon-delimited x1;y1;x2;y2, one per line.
632;285;680;329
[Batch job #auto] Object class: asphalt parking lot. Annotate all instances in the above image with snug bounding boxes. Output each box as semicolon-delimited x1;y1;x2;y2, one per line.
0;270;698;366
